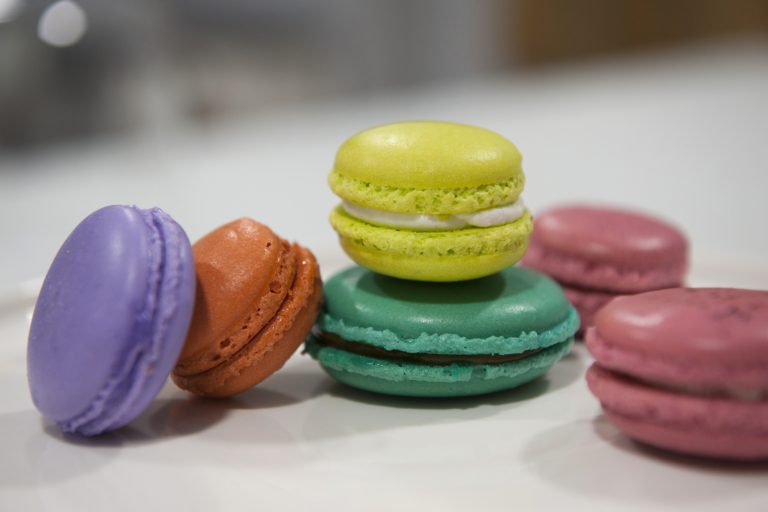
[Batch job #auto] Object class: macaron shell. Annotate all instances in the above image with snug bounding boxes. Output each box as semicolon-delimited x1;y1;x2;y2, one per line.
331;207;532;259
331;207;532;281
341;239;527;282
319;266;577;352
587;364;768;460
329;172;523;216
589;288;768;389
92;208;196;434
172;244;322;397
173;219;286;376
522;243;685;293
306;337;572;398
604;412;768;461
333;121;523;189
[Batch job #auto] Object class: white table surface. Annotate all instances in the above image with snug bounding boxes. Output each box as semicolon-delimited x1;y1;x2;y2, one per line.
1;39;768;511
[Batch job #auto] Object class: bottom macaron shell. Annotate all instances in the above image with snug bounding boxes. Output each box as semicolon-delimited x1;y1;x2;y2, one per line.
603;411;768;462
587;364;768;460
306;337;572;397
341;237;528;282
332;207;532;282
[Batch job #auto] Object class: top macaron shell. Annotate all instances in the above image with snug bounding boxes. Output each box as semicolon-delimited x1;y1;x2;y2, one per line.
27;206;196;436
587;288;768;390
317;265;579;356
524;205;688;292
329;121;525;215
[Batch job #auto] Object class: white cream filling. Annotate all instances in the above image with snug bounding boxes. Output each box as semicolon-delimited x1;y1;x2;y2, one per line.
341;198;526;231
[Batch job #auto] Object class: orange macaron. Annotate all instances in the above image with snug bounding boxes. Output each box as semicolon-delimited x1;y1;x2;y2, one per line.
172;218;322;397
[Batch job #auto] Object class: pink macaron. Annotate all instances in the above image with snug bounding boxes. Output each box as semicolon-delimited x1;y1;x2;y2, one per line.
522;205;688;334
586;288;768;460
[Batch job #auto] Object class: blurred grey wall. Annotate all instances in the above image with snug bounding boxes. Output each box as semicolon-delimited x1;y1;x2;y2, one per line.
2;0;766;150
0;0;505;149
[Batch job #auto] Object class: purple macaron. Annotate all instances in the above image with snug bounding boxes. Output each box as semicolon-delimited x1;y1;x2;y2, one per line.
27;205;196;436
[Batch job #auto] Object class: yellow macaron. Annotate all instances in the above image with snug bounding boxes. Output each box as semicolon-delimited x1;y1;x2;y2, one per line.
329;121;532;282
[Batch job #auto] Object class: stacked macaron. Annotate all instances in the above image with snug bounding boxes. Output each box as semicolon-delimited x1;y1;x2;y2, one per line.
522;205;689;335
308;121;579;397
27;206;322;435
328;121;532;282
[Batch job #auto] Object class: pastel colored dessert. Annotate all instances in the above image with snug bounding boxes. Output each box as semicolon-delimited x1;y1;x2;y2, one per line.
306;266;578;397
561;286;617;337
586;288;768;460
329;121;532;282
172;218;322;397
522;205;688;334
27;205;196;436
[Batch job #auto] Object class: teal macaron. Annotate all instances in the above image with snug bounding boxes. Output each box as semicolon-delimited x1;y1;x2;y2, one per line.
305;266;579;397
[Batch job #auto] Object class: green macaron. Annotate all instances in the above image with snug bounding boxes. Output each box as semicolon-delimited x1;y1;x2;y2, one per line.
328;121;532;282
305;265;579;397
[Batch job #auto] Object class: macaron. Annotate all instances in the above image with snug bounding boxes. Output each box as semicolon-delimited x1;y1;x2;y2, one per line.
586;288;768;460
329;121;533;282
522;205;688;334
171;218;323;397
27;205;196;436
305;266;578;397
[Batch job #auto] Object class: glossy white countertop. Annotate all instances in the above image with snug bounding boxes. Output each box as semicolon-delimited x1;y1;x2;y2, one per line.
1;39;767;511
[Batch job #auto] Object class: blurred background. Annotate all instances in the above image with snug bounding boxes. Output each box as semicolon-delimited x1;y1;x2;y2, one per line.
2;0;767;149
2;4;768;508
1;0;767;292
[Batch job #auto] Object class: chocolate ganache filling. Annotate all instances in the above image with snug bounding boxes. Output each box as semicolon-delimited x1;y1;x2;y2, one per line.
311;328;542;365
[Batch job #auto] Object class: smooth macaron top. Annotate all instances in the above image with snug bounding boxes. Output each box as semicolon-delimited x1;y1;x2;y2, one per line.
532;205;687;270
329;121;524;214
317;266;578;354
334;121;521;188
27;205;195;435
588;288;768;388
594;288;768;363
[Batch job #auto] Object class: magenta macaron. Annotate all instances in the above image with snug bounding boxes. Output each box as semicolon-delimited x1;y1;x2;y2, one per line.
522;205;688;333
586;288;768;460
